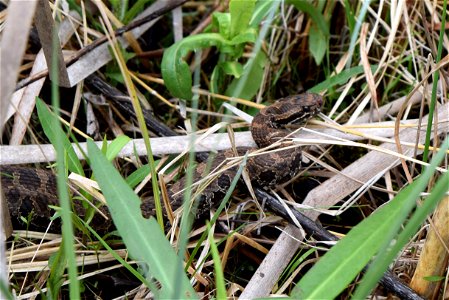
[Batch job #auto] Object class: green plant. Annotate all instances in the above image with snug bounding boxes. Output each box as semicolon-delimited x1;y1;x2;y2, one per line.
162;0;331;101
294;138;449;299
162;0;268;100
87;140;197;299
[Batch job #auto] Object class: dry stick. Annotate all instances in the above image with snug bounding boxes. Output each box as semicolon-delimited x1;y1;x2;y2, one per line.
9;10;81;145
85;75;178;138
34;0;70;87
409;195;449;298
14;0;189;92
258;189;424;300
0;0;38;251
393;55;449;184
84;76;427;299
241;105;448;298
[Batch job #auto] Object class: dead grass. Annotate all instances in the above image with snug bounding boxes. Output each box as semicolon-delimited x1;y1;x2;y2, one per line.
1;0;448;299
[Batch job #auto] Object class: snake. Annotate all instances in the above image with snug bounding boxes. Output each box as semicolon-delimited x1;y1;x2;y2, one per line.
0;93;323;231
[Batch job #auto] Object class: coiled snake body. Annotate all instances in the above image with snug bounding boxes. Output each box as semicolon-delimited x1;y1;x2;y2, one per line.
1;93;323;231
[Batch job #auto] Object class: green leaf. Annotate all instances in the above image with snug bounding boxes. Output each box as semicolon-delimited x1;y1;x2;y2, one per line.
423;276;445;282
230;27;258;45
294;138;449;299
105;135;131;161
225;50;267;100
212;12;231;39
250;0;279;27
220;61;244;77
309;23;327;65
294;190;410;298
0;280;14;300
125;164;152;188
287;0;329;37
36;97;84;175
353;139;449;298
308;65;378;93
87;140;197;299
207;222;226;300
161;33;232;100
343;0;356;33
289;0;331;66
47;239;67;299
210;64;223;96
105;71;125;84
123;0;151;24
229;0;256;38
110;0;128;21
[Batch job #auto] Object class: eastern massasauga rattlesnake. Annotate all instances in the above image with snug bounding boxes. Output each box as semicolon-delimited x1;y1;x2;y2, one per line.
1;93;323;231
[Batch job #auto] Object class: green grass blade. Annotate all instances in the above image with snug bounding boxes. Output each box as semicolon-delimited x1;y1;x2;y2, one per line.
422;0;447;163
36;98;84;175
47;27;80;298
47;239;67;298
308;65;377;93
207;222;227;299
0;280;14;300
86;140;197;299
80;219;152;288
105;135;131;161
352;138;449;298
293;138;449;299
186;154;247;272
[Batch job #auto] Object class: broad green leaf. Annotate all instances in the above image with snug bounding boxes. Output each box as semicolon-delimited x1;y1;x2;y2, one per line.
0;280;13;300
225;50;267;100
309;23;327;65
161;33;232;100
308;65;378;93
229;0;256;38
293;182;420;298
105;71;125;84
212;12;231;39
294;138;449;299
220;61;244;77
353;139;449;298
36;98;83;175
287;0;329;37
230;27;258;45
87;140;197;299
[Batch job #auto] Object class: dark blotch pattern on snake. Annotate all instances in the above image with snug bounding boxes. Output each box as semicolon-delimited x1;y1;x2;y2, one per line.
0;93;323;231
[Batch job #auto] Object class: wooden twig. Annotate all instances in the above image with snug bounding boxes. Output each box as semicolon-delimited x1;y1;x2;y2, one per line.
14;0;189;91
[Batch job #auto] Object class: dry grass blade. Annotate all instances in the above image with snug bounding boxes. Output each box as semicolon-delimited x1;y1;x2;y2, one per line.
2;0;448;298
303;102;448;220
409;195;449;298
8;11;81;146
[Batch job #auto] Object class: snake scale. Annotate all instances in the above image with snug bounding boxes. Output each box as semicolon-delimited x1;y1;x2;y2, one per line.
0;93;323;231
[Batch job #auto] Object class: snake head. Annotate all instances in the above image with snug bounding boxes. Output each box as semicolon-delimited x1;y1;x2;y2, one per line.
270;93;324;125
251;93;324;148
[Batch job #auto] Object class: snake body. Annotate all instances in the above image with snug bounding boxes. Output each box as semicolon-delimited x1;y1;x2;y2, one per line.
1;93;323;230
